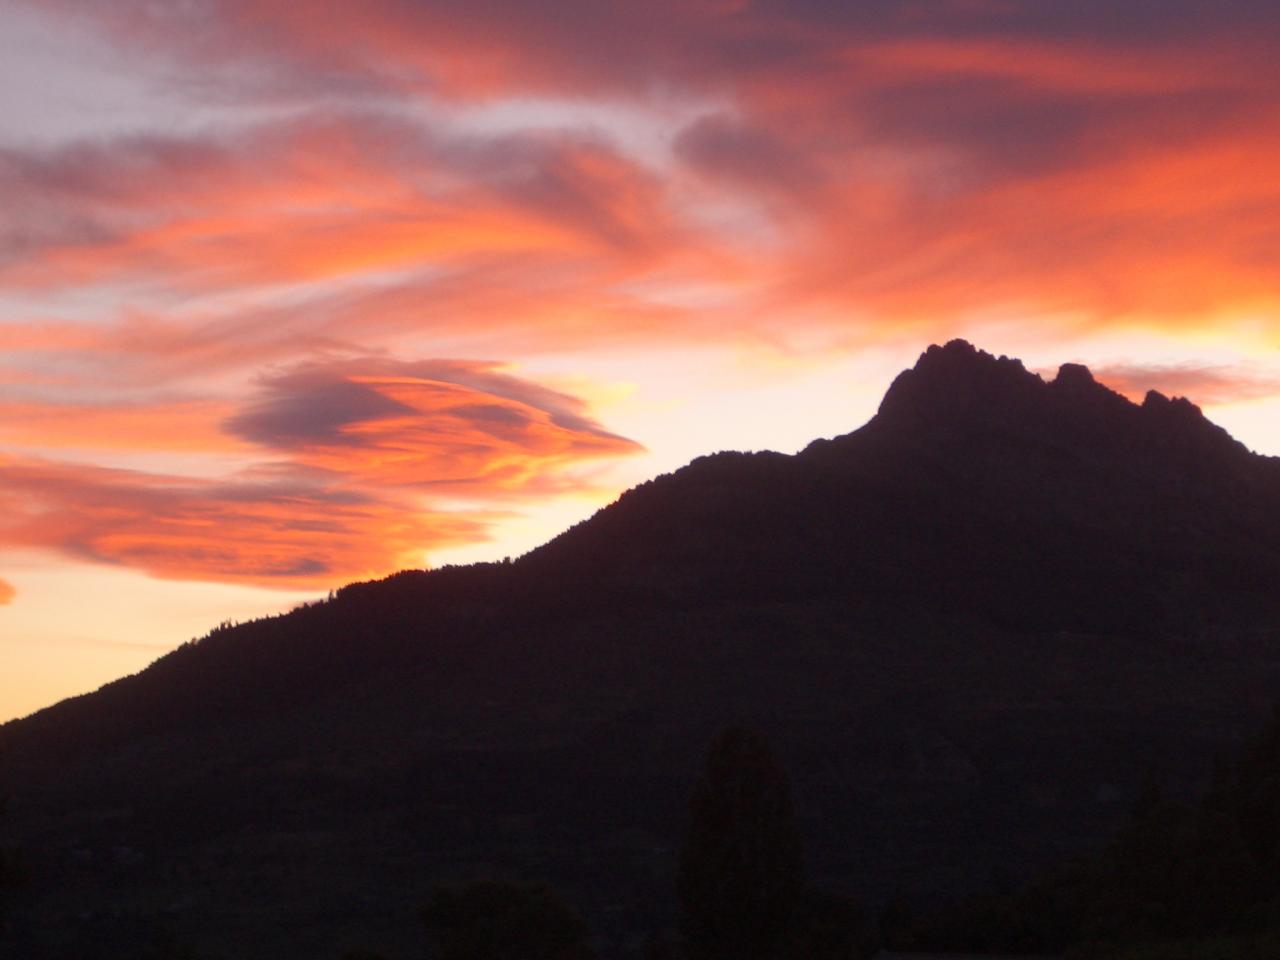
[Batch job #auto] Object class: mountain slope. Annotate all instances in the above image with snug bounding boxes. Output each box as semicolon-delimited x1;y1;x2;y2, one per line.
4;340;1280;959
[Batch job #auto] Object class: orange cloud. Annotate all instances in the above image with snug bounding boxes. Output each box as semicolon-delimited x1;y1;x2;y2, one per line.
0;397;244;453
0;358;639;589
714;98;1280;332
0;116;681;296
0;453;481;589
850;37;1245;96
225;357;642;492
0;577;14;605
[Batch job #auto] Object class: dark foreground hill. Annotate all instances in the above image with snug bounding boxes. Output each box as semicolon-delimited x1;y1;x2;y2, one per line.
4;340;1280;958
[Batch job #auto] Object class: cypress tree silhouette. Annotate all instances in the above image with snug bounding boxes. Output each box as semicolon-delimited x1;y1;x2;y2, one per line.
678;727;803;960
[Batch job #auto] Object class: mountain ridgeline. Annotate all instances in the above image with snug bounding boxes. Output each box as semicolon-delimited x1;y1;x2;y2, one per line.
4;340;1280;958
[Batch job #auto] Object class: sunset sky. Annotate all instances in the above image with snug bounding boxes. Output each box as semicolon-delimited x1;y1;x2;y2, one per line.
3;0;1280;721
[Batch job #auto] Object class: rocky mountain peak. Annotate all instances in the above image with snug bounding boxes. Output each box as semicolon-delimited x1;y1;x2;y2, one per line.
874;340;1042;428
1051;362;1096;389
864;340;1254;469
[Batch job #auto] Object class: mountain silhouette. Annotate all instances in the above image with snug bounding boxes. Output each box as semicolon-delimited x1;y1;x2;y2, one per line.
4;340;1280;959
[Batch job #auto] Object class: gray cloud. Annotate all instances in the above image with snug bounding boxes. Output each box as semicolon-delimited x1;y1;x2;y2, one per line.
227;375;417;449
675;113;820;197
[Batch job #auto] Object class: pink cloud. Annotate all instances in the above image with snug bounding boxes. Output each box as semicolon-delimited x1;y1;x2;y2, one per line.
225;357;642;493
0;357;640;588
0;115;680;295
0;453;481;588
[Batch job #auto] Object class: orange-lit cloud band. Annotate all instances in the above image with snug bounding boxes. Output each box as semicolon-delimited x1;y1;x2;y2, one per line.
0;359;639;589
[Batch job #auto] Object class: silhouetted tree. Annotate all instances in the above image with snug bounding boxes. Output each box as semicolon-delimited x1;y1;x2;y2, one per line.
421;880;593;960
678;727;803;960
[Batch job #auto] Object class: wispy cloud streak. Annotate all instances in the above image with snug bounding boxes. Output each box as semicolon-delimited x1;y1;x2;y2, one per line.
0;357;639;587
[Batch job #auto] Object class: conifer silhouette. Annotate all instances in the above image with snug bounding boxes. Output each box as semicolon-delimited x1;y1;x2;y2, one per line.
678;727;803;960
